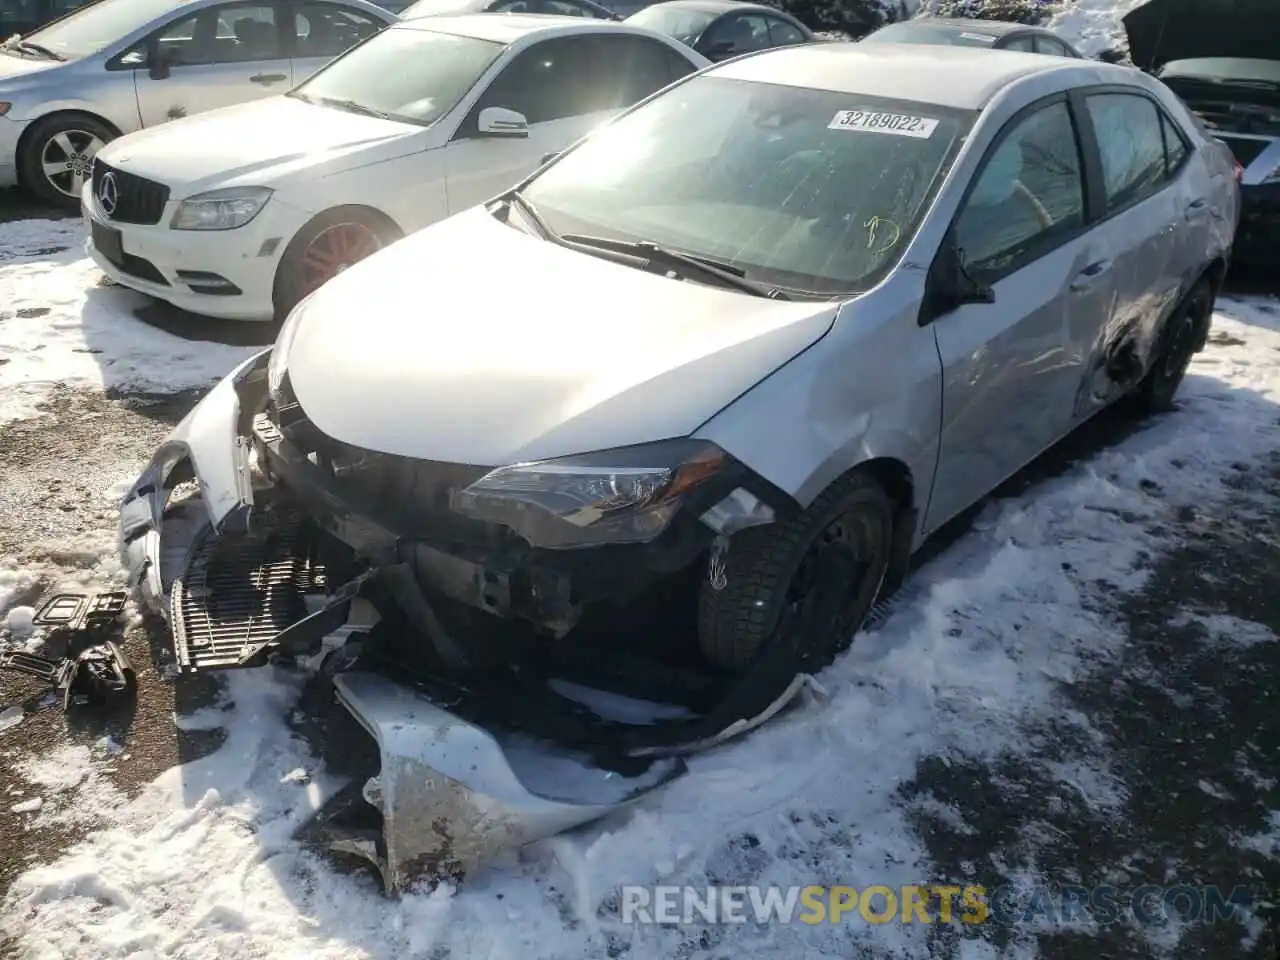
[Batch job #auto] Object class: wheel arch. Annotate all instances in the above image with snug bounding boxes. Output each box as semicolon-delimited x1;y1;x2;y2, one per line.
852;455;915;516
271;203;404;316
1202;256;1228;298
15;109;123;186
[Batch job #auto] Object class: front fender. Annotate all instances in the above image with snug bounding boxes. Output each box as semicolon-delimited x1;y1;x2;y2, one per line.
17;98;138;134
694;281;941;544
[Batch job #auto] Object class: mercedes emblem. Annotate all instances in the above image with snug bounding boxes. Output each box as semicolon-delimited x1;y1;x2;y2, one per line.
98;171;118;217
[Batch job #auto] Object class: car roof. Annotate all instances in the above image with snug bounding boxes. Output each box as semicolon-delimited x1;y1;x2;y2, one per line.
395;11;635;40
900;16;1030;37
709;42;1111;110
641;0;766;12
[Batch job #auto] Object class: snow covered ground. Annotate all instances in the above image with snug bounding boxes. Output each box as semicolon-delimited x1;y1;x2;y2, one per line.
0;219;257;428
1;201;1279;958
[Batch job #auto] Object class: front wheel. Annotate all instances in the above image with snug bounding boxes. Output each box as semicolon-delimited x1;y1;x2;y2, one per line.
18;113;116;208
697;471;895;676
273;208;402;321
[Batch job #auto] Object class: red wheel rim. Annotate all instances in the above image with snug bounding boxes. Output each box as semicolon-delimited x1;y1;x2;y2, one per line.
299;222;384;295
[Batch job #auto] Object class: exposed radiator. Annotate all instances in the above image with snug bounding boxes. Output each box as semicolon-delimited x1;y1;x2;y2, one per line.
171;512;318;672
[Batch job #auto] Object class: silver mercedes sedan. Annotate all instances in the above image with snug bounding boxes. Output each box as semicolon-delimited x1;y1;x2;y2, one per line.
0;0;397;205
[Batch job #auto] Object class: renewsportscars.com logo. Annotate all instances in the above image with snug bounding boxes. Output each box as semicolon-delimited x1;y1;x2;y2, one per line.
619;884;1255;927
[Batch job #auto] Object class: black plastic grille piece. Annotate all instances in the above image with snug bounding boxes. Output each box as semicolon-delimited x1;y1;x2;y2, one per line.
91;159;170;226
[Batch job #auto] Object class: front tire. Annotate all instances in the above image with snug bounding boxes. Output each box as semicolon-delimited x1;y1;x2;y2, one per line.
273;207;402;321
697;471;895;675
19;113;116;209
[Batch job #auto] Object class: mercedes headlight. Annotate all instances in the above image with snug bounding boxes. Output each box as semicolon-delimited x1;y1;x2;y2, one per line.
450;439;729;548
171;186;273;231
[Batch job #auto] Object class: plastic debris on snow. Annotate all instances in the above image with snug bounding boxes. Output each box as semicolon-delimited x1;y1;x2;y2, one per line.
0;705;23;734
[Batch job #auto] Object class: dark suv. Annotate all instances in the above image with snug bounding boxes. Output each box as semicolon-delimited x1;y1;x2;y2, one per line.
1125;0;1278;265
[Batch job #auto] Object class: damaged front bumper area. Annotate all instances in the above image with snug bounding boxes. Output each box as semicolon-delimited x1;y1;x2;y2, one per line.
116;354;804;892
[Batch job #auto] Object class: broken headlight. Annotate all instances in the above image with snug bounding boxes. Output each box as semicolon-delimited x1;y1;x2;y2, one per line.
450;439;727;549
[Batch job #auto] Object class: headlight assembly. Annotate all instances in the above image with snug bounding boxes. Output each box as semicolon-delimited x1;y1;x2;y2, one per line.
450;439;729;548
171;186;273;231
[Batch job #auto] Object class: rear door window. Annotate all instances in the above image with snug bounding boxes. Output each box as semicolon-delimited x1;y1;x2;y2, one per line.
1160;111;1190;173
1034;36;1071;57
292;3;381;58
1084;92;1175;212
701;13;771;57
590;34;695;106
765;16;805;46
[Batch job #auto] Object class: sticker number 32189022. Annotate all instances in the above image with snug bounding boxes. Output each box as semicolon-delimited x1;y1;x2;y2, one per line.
828;110;939;139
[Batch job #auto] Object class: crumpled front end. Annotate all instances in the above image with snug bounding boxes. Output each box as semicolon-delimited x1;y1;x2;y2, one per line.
115;357;807;892
118;349;267;633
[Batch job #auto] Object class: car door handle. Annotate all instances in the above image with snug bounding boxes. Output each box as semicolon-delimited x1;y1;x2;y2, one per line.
250;73;287;84
1070;259;1112;291
1185;198;1209;218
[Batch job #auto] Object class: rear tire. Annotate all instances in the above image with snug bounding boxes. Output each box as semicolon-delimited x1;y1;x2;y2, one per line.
697;470;895;674
18;113;117;209
273;207;402;321
1129;278;1213;416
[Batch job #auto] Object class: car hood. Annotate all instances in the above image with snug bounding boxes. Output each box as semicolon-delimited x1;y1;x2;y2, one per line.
96;95;420;191
283;207;840;465
0;49;64;85
1123;0;1278;70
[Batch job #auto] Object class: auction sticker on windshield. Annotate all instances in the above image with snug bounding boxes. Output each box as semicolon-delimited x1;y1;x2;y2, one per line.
959;32;997;42
828;110;939;138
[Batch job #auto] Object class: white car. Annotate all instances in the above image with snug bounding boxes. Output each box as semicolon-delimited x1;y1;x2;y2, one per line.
81;13;708;320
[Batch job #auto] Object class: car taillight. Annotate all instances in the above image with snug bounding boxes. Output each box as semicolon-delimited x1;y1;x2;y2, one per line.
1234;161;1244;183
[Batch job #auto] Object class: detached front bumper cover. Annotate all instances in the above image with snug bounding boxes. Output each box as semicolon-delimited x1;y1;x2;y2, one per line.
327;672;686;892
118;350;267;621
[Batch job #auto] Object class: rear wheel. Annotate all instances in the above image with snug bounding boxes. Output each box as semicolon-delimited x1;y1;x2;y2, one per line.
697;471;895;676
1130;278;1213;415
273;208;402;320
18;113;116;209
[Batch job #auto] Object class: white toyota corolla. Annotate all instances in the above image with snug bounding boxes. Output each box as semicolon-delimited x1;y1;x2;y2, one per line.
81;13;707;321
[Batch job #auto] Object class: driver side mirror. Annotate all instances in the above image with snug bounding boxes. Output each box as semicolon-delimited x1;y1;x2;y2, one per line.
700;39;735;58
1097;47;1127;64
148;46;175;80
477;106;529;138
918;234;995;326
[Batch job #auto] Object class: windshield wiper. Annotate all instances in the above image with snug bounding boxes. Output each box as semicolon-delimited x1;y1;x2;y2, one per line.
317;96;389;119
14;41;64;60
559;233;789;300
501;189;557;241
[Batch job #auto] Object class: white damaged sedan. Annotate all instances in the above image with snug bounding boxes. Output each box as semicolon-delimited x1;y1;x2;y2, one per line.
118;42;1235;889
82;13;707;321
